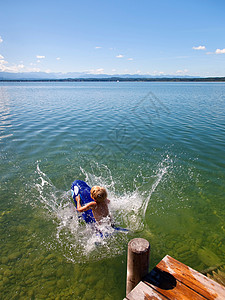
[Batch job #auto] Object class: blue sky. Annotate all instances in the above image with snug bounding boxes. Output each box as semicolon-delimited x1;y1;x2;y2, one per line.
0;0;225;76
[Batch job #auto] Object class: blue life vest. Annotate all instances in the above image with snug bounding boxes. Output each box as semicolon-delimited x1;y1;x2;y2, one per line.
71;180;95;224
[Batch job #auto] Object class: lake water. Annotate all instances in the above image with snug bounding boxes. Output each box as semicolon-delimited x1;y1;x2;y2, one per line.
0;81;225;299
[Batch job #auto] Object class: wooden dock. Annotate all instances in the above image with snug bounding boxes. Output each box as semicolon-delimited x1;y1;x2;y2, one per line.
125;255;225;300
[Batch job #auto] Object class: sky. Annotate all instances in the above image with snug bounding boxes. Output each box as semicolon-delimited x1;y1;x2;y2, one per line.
0;0;225;76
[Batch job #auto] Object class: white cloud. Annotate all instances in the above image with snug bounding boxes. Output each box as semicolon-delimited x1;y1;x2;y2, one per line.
192;46;206;50
0;55;39;73
215;48;225;54
36;55;45;59
128;58;133;61
176;69;188;74
0;36;3;43
37;60;41;63
0;59;8;66
0;61;25;72
116;54;124;58
95;46;102;49
88;68;105;74
9;64;25;72
56;57;61;60
0;54;43;73
26;67;41;72
153;71;165;75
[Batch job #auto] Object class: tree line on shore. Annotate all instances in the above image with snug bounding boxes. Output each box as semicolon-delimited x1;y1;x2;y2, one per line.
0;77;225;82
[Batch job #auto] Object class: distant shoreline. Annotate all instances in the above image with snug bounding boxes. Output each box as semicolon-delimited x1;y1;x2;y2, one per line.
0;77;225;82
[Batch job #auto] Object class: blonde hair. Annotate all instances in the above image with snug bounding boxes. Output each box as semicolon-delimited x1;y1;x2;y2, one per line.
91;186;107;203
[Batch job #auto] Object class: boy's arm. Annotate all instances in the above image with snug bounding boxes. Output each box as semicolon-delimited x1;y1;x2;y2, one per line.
75;195;96;212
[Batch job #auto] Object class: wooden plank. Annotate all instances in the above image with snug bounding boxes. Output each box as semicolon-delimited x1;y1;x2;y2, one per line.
126;281;168;300
145;276;207;300
156;255;225;300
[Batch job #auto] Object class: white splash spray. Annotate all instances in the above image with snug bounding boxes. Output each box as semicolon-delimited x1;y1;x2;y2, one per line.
31;159;170;262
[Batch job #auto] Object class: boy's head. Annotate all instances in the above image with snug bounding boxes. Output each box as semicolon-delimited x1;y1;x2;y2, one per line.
91;186;107;203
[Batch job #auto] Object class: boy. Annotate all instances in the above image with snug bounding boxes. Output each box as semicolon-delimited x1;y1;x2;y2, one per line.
75;185;111;225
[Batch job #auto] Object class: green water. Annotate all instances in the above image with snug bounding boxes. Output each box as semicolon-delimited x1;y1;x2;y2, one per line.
0;82;225;299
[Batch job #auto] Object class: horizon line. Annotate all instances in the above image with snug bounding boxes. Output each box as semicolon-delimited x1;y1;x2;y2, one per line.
1;76;225;82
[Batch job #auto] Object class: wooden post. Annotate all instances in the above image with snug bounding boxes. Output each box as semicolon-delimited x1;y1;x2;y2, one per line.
126;238;150;296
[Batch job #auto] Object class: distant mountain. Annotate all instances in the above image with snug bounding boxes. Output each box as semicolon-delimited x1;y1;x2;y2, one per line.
0;71;200;80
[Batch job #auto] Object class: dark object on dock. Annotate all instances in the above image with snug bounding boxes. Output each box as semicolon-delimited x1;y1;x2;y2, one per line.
144;267;177;290
125;239;225;299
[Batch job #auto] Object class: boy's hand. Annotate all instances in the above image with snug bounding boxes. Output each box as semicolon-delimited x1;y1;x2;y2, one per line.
75;195;80;202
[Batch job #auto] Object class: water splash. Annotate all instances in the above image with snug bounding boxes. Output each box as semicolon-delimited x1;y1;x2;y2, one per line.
140;157;171;218
31;159;169;262
34;163;64;212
